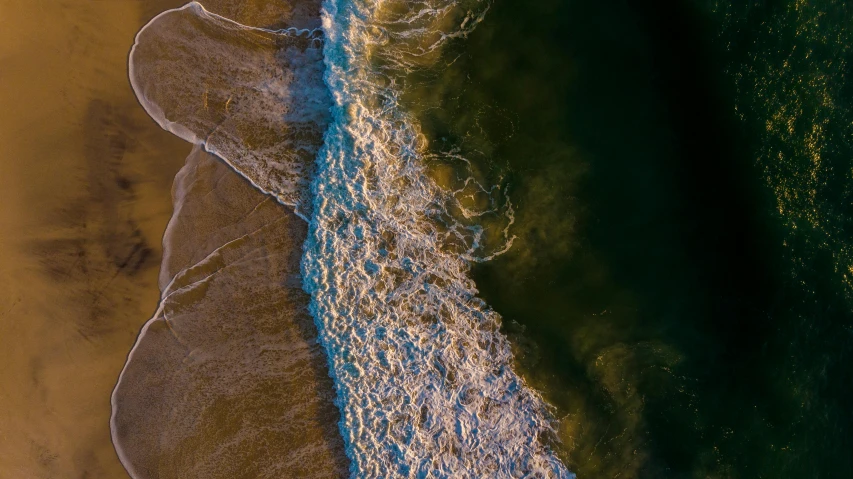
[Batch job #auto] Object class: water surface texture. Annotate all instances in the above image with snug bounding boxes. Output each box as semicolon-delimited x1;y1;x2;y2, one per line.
412;0;853;477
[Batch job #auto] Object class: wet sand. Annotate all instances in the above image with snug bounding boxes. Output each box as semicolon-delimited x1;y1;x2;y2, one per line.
0;1;341;477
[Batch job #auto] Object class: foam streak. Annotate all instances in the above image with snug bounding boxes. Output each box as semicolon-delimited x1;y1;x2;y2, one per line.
302;0;574;476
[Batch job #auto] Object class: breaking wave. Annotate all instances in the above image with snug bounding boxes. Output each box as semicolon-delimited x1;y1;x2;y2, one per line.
302;0;573;476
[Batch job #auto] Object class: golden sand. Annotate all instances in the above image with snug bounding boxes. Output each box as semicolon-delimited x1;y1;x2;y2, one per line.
0;1;189;476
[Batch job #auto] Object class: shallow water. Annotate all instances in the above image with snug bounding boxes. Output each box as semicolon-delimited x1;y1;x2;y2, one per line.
112;147;347;478
116;0;573;477
110;2;352;477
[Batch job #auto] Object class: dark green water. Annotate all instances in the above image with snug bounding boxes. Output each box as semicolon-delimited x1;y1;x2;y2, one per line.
404;0;853;477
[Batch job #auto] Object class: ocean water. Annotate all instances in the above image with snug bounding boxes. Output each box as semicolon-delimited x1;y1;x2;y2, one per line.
114;0;853;477
407;0;853;477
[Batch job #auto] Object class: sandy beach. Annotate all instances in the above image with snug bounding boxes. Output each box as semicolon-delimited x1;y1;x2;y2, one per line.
0;1;340;477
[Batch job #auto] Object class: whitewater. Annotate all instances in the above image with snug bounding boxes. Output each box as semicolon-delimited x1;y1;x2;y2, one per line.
114;1;574;477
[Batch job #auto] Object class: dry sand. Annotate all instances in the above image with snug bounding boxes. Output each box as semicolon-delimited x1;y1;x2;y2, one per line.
111;147;347;478
0;1;339;478
0;1;190;477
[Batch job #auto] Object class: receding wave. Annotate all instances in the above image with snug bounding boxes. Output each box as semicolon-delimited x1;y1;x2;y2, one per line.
128;2;328;216
114;0;574;477
111;3;346;478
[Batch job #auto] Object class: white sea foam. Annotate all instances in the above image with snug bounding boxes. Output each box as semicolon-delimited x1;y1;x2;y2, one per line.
302;0;574;476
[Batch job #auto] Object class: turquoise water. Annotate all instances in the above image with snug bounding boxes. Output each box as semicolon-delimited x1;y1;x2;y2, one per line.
405;0;853;476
